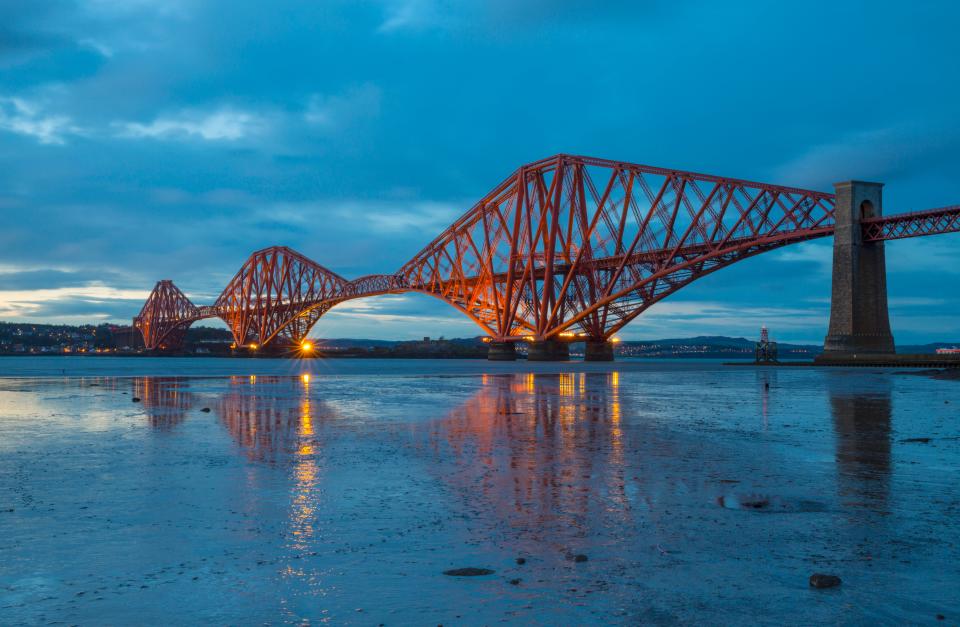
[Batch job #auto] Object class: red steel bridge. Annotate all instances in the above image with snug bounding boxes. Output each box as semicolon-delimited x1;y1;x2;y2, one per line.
134;154;960;360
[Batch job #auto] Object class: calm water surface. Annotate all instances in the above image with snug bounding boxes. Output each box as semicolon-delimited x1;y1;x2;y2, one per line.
0;358;957;625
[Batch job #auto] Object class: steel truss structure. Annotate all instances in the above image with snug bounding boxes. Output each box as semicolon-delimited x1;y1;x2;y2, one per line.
133;154;960;350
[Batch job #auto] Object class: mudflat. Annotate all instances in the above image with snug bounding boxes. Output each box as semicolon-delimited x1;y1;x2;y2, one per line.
0;358;957;624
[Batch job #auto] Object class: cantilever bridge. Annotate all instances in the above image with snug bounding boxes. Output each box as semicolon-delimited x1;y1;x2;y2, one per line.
134;154;960;360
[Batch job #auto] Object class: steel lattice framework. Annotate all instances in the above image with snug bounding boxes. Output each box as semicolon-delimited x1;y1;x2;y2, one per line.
862;205;960;242
133;154;960;350
214;246;349;347
134;280;199;350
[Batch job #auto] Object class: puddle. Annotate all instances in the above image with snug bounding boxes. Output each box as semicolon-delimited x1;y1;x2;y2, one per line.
717;493;827;513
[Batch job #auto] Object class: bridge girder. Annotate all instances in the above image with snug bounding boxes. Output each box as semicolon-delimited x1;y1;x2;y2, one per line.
133;154;960;351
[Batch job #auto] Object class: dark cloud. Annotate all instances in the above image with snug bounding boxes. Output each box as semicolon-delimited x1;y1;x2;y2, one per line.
23;296;145;320
0;1;75;63
0;269;126;291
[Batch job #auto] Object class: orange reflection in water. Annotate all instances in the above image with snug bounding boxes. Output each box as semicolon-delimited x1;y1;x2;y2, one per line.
288;377;318;551
420;372;636;540
216;375;326;556
132;377;193;429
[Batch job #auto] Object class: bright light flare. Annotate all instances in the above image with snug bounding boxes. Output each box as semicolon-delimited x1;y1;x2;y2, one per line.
301;341;313;352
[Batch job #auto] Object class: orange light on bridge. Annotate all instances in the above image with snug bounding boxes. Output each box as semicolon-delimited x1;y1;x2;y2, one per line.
301;341;313;353
611;337;622;343
249;343;258;350
558;331;575;338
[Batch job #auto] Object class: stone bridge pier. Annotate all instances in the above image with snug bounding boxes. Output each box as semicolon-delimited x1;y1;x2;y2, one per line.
820;181;896;357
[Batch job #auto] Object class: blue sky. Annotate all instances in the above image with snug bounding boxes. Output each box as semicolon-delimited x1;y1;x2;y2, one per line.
1;0;959;343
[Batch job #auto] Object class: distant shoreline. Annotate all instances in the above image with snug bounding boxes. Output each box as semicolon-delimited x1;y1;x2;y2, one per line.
4;354;956;369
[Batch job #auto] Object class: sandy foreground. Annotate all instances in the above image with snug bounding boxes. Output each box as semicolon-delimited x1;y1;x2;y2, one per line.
0;359;958;624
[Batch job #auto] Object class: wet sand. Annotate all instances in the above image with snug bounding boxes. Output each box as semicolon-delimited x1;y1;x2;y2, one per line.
0;359;958;624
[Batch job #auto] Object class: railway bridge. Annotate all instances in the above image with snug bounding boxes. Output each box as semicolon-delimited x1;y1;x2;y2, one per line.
133;154;960;361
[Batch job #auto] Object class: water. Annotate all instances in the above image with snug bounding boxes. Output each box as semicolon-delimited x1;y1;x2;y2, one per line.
0;358;957;624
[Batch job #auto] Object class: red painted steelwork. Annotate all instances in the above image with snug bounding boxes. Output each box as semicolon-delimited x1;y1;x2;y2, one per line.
134;280;199;350
132;154;960;350
863;205;960;242
214;246;348;347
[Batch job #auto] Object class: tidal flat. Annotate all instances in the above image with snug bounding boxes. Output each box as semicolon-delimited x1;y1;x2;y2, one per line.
0;358;957;625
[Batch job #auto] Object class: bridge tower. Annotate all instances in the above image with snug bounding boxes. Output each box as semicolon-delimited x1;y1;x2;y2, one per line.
821;181;895;356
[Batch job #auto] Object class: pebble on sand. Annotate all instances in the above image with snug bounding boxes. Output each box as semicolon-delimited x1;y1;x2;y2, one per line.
515;557;526;565
201;407;211;413
809;573;841;589
132;397;141;402
443;568;495;577
573;554;588;563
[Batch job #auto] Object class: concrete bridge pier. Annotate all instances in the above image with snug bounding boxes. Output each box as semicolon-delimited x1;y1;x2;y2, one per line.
486;341;517;361
820;180;896;357
584;340;615;361
527;339;570;361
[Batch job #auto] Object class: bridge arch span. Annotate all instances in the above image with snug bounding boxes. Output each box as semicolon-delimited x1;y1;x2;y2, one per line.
133;154;960;353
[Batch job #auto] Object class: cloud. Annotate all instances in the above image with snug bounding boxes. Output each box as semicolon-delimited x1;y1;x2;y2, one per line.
82;0;191;19
305;84;382;131
774;121;960;189
0;285;150;321
236;197;461;241
115;108;268;142
377;0;452;33
0;96;80;144
0;268;129;291
376;0;672;34
78;38;114;58
771;241;833;274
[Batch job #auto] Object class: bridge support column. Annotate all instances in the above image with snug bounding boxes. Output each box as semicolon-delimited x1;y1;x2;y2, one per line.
527;340;570;361
487;341;517;361
820;181;895;357
584;340;615;361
